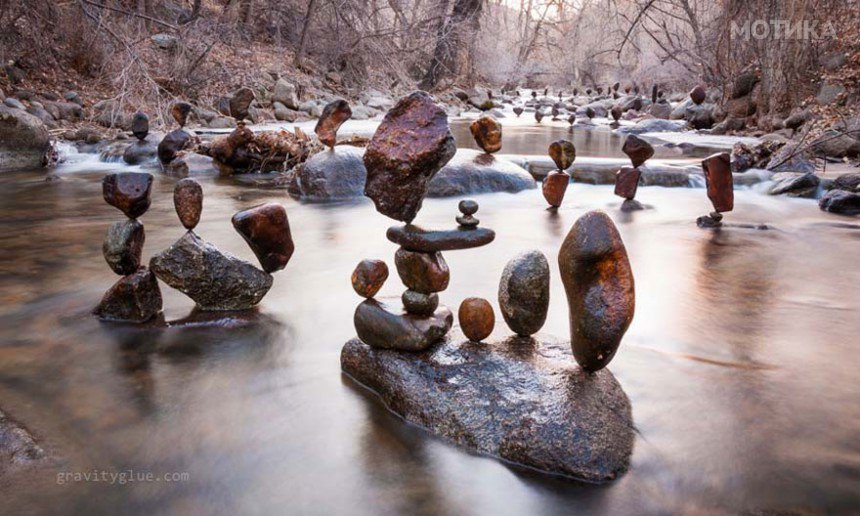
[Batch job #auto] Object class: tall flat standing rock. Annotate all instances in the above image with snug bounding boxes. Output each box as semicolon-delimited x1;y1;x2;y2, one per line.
341;335;634;482
559;211;634;371
363;91;456;222
702;152;733;212
231;203;295;273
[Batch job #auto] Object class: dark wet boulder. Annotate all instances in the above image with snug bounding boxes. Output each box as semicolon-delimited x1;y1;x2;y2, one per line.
387;224;495;252
833;173;860;193
103;219;145;275
122;140;158;165
702;152;733;212
364;91;456;222
93;267;162;323
340;335;634;482
622;135;654;167
292;146;367;199
352;259;389;298
102;172;153;218
0;104;51;172
315;99;352;149
174;178;203;229
685;103;714;130
458;297;494;342
689;85;706;105
768;172;820;198
353;298;453;351
558;211;634;372
498;250;549;337
469;115;502;154
401;290;438;316
765;143;815;174
150;232;272;310
428;150;535;197
231;203;295;273
810;130;860;158
819;189;860;216
157;128;197;164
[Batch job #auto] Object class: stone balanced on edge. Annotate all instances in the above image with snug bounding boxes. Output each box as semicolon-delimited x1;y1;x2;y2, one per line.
614;134;655;211
542;139;575;208
697;152;734;228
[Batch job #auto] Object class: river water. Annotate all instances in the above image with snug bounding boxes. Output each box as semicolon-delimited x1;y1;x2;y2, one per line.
1;122;859;514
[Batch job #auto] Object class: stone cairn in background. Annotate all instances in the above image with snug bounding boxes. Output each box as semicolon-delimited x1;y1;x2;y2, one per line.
157;101;199;166
542;139;576;208
697;152;734;228
148;178;293;311
314;99;352;149
469;115;502;154
351;91;497;349
94;172;163;322
614;134;655;212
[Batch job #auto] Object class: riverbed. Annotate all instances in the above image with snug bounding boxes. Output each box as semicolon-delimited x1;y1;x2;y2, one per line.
1;120;859;514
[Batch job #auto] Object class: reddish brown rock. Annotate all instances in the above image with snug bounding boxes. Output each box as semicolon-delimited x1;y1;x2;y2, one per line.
171;101;192;127
352;259;388;298
315;99;352;148
174;178;203;230
621;135;654;167
535;110;544;123
102;172;153;218
614;167;641;200
93;267;162;323
230;87;255;121
231;203;295;273
401;290;439;316
363;91;456;222
610;106;622;122
559;211;634;372
469;116;502;154
542;171;570;208
158;128;197;164
103;219;145;275
394;247;450;294
548;140;576;170
702;152;733;212
458;297;495;342
690;85;706;105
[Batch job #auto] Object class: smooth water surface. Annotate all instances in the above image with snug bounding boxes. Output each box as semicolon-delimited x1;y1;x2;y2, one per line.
1;137;859;514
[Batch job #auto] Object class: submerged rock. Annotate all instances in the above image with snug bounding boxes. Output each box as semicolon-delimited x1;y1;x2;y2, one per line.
428;150;535;197
93;267;162;322
458;297;494;342
340;335;634;482
103;219;145;275
352;259;389;298
0;409;46;469
150;232;273;310
353;298;453;351
364;91;456;222
498;250;549;336
231;203;295;273
558;211;634;372
102;172;153;219
768;172;820;198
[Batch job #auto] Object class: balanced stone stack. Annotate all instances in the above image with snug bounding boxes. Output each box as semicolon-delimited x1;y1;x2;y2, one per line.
614;134;655;211
124;111;157;165
697;152;733;228
354;91;495;350
158;101;199;165
94;172;163;323
542;139;575;208
149;179;292;310
314;99;352;149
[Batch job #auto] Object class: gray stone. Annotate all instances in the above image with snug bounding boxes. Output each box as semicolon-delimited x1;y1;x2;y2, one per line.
340;335;634;482
103;219;145;275
811;130;860;158
0;105;51;172
293;146;367;199
765;143;815;174
615;118;687;134
0;409;46;471
768;172;820;198
122;140;158;165
272;79;300;110
819;189;860;216
817;82;846;105
498;250;549;337
150;232;273;311
833;173;860;193
428;150;535;197
353;298;453;351
93;267;163;323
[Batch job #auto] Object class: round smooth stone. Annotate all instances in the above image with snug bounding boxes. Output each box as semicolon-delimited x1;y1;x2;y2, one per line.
174;178;203;230
459;199;479;216
458;297;495;342
402;290;439;316
352;259;389;298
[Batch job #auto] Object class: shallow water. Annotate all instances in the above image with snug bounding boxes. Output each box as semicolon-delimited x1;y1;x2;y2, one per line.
1;129;859;514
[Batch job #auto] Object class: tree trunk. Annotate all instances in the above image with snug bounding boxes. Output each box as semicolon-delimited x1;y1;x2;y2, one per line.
419;0;483;90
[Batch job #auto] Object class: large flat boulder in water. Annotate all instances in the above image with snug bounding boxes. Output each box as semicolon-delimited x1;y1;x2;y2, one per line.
341;335;634;482
428;149;536;197
0;105;51;172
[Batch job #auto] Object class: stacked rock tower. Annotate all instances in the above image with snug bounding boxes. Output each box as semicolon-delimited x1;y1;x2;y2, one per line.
94;172;163;322
697;152;733;228
542;139;576;208
614;134;655;211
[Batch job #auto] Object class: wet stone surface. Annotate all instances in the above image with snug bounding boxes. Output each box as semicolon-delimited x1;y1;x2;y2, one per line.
102;219;145;275
231;203;295;273
351;259;389;298
174;178;203;230
340;335;635;482
353;298;453;351
387;225;495;252
93;266;163;323
102;172;153;219
315;99;352;148
498;250;549;337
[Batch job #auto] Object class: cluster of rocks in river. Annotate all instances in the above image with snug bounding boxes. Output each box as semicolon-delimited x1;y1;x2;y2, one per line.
95;174;295;321
343;90;637;481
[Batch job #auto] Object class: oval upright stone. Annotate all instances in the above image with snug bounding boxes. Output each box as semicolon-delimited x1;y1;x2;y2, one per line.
174;178;203;230
102;172;153;218
498;250;549;336
558;211;634;371
458;297;494;342
231;203;295;273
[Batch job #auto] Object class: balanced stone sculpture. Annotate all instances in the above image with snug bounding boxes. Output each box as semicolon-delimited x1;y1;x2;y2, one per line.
469;116;502;154
315;99;352;149
94;172;163;322
558;211;634;371
615;134;655;211
697;152;733;228
513;106;524;117
158;102;199;165
542;139;575;208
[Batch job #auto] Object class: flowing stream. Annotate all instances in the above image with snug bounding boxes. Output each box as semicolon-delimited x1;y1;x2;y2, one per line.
1;121;858;514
